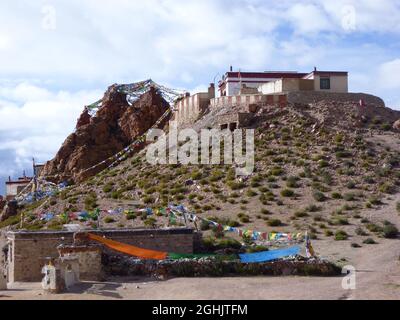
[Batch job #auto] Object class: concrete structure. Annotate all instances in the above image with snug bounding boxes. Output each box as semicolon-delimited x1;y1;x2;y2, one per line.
174;84;215;125
6;228;194;282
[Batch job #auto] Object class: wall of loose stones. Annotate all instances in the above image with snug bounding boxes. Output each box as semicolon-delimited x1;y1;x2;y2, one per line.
287;91;385;107
7;228;194;282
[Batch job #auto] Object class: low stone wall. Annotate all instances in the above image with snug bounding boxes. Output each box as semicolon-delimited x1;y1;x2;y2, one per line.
103;255;341;278
287;91;385;107
6;228;194;282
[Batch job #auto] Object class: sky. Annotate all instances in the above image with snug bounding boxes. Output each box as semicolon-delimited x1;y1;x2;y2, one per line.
0;0;400;196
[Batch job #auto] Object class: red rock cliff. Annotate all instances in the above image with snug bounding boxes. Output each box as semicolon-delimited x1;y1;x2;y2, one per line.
41;84;170;183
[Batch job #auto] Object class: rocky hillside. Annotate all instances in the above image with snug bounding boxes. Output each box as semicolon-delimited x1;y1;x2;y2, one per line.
4;98;400;251
40;85;170;183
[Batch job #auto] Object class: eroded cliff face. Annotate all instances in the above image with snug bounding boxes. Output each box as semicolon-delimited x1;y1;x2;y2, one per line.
41;84;170;183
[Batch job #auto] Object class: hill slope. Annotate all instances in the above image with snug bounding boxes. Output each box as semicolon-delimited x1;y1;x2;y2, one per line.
8;99;400;253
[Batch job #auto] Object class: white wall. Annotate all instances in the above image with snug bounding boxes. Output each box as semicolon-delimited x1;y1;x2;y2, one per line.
314;75;348;93
227;81;266;96
259;80;283;94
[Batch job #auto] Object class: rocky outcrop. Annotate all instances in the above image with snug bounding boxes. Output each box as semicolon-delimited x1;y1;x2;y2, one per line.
41;85;170;183
0;200;18;222
393;119;400;131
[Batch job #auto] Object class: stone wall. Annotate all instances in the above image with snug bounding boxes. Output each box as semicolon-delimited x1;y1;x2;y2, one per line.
103;255;342;278
216;112;256;129
210;94;287;111
287;91;385;107
6;228;194;282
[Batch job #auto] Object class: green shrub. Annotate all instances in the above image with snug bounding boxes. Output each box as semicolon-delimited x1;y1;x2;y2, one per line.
324;230;334;237
379;183;396;194
367;223;382;233
335;230;348;241
336;151;352;159
286;176;300;188
271;167;284;176
343;193;356;201
217;238;242;250
281;189;295;197
313;191;326;202
267;219;282;227
126;213;137;220
246;189;258;197
294;211;308;218
306;204;321;212
102;184;113;193
104;217;115;224
261;208;272;215
318;160;329;168
333;218;349;226
382;224;398;239
143;196;155;204
144;217;157;228
346;181;357;189
355;227;367;236
363;238;377;245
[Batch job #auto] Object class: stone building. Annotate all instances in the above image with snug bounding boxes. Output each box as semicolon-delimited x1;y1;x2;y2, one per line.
5;175;32;201
173;84;215;125
5;228;194;283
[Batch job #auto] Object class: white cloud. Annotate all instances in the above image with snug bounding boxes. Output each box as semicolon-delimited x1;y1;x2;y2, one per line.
287;3;333;34
0;83;102;179
378;59;400;90
1;0;400;193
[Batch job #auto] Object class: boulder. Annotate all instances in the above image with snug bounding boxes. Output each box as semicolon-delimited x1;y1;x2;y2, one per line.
0;201;18;222
393;119;400;131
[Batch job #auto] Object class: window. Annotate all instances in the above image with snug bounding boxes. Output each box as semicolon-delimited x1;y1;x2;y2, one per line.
320;78;331;90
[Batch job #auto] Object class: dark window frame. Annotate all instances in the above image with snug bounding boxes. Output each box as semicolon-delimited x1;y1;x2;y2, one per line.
320;77;331;90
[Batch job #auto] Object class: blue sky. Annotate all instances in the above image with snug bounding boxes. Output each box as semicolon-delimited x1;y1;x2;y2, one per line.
1;0;400;196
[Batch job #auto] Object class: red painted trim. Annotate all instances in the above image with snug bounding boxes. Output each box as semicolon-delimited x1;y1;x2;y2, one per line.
225;72;307;79
6;180;31;185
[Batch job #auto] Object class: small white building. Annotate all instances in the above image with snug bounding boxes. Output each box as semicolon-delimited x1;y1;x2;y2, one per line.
219;68;349;96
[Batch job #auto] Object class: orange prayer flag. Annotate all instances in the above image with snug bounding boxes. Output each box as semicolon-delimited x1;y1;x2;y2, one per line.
88;233;168;260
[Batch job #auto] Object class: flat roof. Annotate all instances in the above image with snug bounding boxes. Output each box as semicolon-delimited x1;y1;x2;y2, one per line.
224;71;308;79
